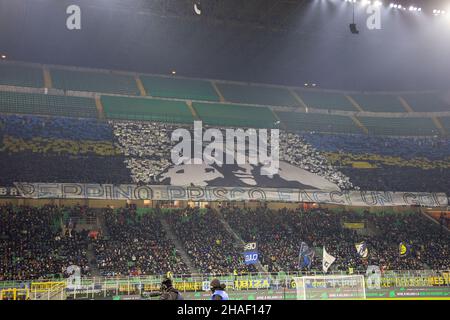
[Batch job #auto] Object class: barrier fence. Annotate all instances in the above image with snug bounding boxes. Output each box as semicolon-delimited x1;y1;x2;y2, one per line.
1;270;449;300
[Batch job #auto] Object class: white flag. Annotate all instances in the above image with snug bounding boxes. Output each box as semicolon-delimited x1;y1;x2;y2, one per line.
322;247;336;273
355;241;368;258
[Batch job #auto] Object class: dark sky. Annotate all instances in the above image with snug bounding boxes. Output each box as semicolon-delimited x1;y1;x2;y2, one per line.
0;0;449;91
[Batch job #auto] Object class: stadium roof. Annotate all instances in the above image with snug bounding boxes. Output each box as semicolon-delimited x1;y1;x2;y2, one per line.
1;0;450;91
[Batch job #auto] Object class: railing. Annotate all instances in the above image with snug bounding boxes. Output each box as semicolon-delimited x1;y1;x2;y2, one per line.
0;288;30;300
30;281;66;300
2;270;449;300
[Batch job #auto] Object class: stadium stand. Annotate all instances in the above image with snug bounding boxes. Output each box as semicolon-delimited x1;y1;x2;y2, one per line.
93;207;189;277
402;93;450;112
0;91;98;118
0;205;91;281
2;205;448;281
141;75;220;101
1;113;448;193
166;207;255;274
276;111;361;134
357;116;439;136
51;68;139;95
192;102;277;128
101;95;194;123
350;94;406;113
302;133;450;192
0;63;44;88
294;90;356;111
0;114;131;185
216;83;298;107
222;207;450;272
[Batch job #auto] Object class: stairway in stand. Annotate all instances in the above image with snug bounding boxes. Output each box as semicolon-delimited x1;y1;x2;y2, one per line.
159;217;200;275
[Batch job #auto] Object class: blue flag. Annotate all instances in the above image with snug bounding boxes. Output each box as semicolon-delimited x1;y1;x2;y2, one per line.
299;242;315;269
243;251;259;265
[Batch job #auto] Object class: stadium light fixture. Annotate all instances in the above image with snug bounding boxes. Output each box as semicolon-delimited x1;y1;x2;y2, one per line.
433;9;447;16
390;3;406;10
408;6;420;12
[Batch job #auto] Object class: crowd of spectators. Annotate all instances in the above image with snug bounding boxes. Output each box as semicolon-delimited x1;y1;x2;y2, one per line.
0;114;132;185
109;121;173;184
0;204;448;281
2;115;449;193
303;133;450;160
93;206;189;277
222;206;450;272
110;120;355;189
302;132;450;193
280;131;354;190
166;207;256;274
0;204;90;281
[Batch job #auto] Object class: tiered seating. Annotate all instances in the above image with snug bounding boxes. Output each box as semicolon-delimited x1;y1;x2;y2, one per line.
0;114;131;186
0;205;91;281
51;68;139;95
351;94;405;113
402;93;450;112
192;102;276;128
358;116;438;136
102;95;194;123
223;207;450;272
94;208;189;277
276;111;361;134
216;83;298;106
295;90;356;111
0;91;97;118
167;208;253;274
0;64;44;88
141;75;219;101
303;133;450;193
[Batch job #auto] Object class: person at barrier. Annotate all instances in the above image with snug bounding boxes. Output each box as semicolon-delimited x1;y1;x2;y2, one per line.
159;278;184;300
141;278;183;300
210;279;229;300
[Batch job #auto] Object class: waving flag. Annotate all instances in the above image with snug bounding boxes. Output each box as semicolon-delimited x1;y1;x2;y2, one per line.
399;242;410;257
298;242;315;269
355;241;369;258
322;247;336;273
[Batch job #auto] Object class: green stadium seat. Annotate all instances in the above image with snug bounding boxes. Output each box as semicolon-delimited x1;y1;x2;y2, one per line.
193;102;277;128
402;93;450;112
350;94;405;113
276;111;361;134
141;75;219;101
51;69;139;95
295;90;356;111
0;91;97;118
358;116;439;136
216;83;298;107
102;95;194;123
0;64;44;88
